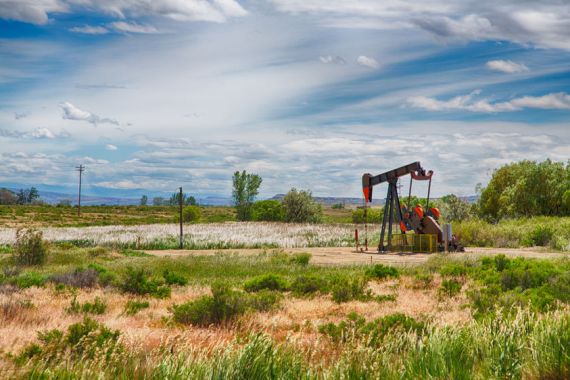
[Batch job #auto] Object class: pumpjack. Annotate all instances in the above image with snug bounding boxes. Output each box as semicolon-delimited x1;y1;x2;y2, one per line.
362;162;463;253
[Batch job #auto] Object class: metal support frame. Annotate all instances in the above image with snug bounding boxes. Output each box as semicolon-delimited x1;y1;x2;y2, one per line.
378;179;405;253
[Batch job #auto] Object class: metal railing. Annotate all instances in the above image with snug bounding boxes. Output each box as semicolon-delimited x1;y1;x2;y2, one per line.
387;233;437;253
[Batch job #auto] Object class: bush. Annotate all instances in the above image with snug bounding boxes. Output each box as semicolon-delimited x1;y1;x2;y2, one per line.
163;270;188;286
244;274;288;292
522;224;554;247
123;300;150;316
87;264;115;286
120;267;171;298
13;228;47;266
51;268;99;288
172;284;248;326
352;207;382;224
290;275;328;296
14;271;46;288
282;188;322;223
413;273;434;289
440;279;462;298
331;277;370;303
182;206;202;223
247;290;283;312
251;200;284;221
67;296;107;315
17;317;121;364
365;264;399;280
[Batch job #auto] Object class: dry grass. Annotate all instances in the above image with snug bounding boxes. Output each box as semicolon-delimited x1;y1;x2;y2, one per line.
0;275;471;358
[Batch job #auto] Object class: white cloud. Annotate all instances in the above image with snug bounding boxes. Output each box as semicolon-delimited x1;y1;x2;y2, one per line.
0;0;247;25
30;128;56;139
407;91;570;112
486;60;529;74
356;55;379;69
69;25;109;34
110;21;158;34
105;144;118;151
270;0;570;51
59;102;119;126
319;55;346;64
0;0;66;25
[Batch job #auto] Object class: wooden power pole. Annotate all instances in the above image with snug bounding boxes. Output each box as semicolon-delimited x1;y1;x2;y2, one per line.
76;165;85;216
179;187;183;249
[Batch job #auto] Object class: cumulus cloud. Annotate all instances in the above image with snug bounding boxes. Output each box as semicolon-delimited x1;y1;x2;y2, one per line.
356;55;379;69
407;91;570;112
69;25;109;34
110;21;158;34
319;55;346;64
486;60;529;73
59;102;119;126
105;144;118;151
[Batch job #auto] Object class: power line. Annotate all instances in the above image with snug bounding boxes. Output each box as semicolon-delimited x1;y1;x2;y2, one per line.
76;165;84;216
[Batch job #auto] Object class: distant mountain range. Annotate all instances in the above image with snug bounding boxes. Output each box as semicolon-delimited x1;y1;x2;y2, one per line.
2;186;478;206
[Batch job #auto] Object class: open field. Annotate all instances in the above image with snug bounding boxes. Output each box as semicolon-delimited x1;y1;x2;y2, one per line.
1;245;570;379
0;205;354;228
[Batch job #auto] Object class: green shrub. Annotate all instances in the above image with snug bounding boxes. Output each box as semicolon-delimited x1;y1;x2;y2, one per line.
123;300;150;316
440;279;462;298
171;284;248;326
522;225;555;247
352;207;382;224
13;228;47;266
87;264;115;286
163;270;188;286
67;296;107;315
365;264;399;280
120;267;171;298
17;317;121;364
244;274;288;292
120;249;150;257
251;200;284;221
290;275;328;296
289;252;311;266
282;188;322;223
331;277;370;303
182;206;202;223
439;263;468;277
247;290;283;312
171;284;281;326
14;271;46;288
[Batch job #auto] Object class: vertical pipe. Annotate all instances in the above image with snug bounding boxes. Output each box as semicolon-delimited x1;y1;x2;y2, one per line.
407;177;413;209
179;187;183;249
426;177;432;209
387;184;394;249
379;186;390;252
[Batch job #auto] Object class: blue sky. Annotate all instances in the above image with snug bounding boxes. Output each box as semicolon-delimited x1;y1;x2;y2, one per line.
0;0;569;199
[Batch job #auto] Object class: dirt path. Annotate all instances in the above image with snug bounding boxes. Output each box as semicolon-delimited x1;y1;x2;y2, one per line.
144;246;567;266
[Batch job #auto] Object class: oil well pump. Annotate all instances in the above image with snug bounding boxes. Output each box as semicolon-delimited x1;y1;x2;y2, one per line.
361;162;463;253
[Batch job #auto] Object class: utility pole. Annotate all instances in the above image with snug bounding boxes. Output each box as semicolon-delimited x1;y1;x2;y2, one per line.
179;187;183;249
76;165;85;216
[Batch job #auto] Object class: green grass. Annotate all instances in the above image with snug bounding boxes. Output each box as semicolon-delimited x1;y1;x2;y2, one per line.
12;310;570;379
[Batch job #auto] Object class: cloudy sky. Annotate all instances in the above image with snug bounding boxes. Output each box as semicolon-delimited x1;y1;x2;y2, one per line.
1;0;569;199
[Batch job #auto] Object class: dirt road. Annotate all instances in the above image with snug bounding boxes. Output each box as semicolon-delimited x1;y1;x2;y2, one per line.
145;246;567;266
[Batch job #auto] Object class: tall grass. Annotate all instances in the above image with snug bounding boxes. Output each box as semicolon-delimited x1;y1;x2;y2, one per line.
453;217;570;250
11;309;570;379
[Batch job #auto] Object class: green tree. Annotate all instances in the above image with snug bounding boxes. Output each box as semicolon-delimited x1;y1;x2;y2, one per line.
439;194;473;222
282;188;322;223
140;195;148;206
479;159;570;221
251;200;284;221
186;196;197;206
232;171;262;221
182;205;201;222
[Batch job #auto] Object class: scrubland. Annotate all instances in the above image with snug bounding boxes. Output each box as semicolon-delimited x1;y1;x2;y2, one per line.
1;240;569;379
